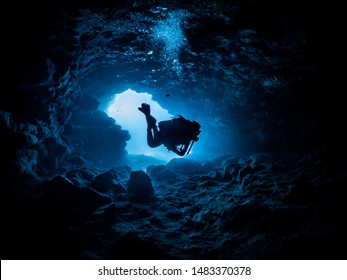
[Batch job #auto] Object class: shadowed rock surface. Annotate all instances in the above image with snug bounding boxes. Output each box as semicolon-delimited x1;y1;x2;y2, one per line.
1;0;345;259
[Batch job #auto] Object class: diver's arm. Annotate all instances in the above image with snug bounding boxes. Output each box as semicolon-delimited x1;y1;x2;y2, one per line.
172;142;189;156
171;146;186;156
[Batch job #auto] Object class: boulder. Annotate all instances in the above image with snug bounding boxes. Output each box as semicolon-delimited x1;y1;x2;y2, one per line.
90;170;126;195
127;171;154;198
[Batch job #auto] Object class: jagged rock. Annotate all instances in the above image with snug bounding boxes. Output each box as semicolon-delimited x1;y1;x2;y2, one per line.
110;165;132;184
90;170;126;195
237;165;254;183
66;167;97;187
42;175;111;221
2;0;345;261
64;110;130;169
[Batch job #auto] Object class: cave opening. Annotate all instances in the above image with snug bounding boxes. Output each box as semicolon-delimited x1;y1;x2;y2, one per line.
105;88;180;164
2;0;346;262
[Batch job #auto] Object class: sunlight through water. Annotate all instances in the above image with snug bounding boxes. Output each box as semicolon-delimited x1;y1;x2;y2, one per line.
106;89;179;162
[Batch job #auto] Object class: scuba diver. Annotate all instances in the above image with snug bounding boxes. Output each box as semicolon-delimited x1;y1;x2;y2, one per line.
138;103;201;156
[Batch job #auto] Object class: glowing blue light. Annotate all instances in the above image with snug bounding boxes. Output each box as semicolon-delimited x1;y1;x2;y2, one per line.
106;89;179;162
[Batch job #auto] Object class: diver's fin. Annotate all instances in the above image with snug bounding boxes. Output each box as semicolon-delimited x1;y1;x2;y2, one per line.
138;103;151;115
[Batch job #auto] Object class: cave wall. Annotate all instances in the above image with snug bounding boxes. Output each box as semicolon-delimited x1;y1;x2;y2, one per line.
2;0;344;188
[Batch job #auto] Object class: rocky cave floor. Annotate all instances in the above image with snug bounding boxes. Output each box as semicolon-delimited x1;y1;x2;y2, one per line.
2;151;347;260
1;0;346;262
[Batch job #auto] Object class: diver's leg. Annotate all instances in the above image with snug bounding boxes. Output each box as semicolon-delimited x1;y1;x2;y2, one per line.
138;103;151;116
147;127;162;148
139;103;161;147
139;103;157;128
146;120;162;148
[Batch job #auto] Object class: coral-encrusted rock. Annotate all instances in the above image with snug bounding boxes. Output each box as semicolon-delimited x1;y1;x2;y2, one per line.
127;170;154;198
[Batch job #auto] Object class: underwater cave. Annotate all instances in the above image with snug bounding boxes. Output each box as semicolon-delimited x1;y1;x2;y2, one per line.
1;0;346;260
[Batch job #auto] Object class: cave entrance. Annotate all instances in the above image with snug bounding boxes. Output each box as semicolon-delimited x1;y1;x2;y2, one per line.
105;88;178;162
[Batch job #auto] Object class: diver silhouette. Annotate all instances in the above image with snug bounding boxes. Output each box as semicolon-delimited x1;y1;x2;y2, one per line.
138;103;201;156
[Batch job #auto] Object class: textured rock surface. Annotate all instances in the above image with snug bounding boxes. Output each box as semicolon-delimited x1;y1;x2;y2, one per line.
127;170;155;198
1;0;345;260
